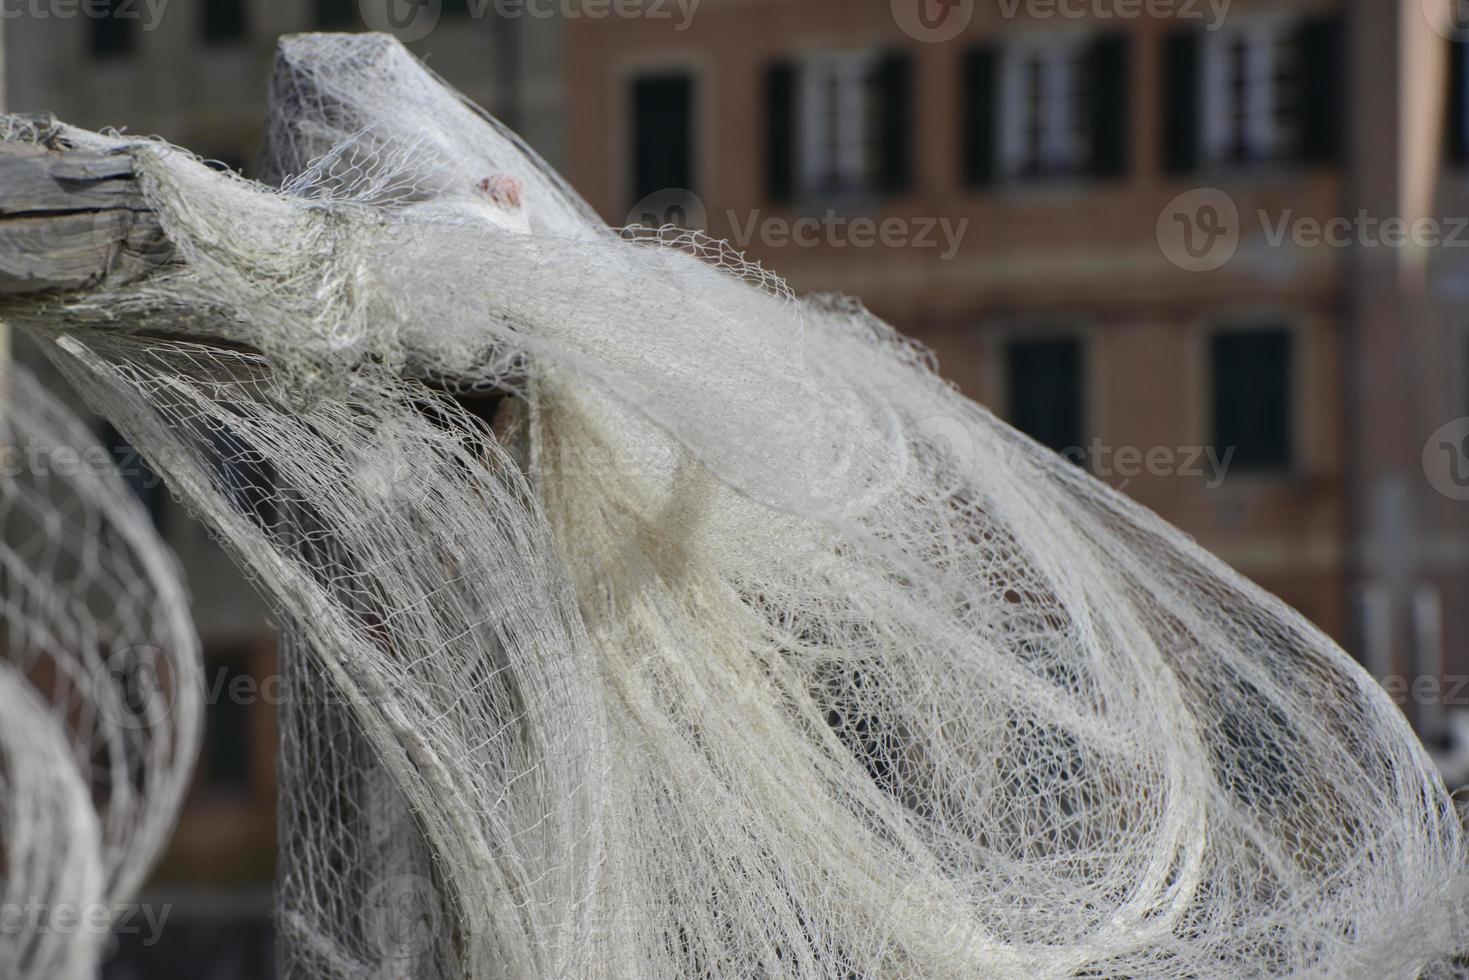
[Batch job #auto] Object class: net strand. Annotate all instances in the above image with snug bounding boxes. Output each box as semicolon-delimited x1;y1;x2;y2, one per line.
1;32;1465;979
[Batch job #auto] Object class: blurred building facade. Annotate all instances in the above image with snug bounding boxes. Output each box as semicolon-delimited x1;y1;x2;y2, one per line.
3;0;1469;974
5;0;566;176
565;0;1469;770
3;3;565;976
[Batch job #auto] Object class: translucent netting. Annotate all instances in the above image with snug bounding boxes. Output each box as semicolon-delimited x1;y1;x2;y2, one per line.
4;31;1468;978
0;364;200;980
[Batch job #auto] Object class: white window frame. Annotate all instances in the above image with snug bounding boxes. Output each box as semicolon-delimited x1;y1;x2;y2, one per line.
1200;17;1298;166
998;34;1090;181
796;49;881;198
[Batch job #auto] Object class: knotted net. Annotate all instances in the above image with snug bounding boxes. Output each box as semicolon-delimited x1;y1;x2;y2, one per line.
4;31;1468;979
0;363;200;980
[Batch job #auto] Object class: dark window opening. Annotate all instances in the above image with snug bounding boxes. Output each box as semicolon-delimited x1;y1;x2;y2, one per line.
630;72;694;206
100;421;166;530
315;0;358;30
203;0;246;44
202;654;253;795
1463;332;1469;416
205;418;277;532
1210;327;1293;472
1449;40;1469;166
1006;336;1084;458
102;649;162;758
91;0;134;59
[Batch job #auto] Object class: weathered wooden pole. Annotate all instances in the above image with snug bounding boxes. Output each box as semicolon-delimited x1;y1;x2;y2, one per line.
0;119;173;297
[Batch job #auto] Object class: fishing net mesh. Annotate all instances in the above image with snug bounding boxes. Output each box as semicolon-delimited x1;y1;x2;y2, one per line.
2;31;1467;979
0;363;200;980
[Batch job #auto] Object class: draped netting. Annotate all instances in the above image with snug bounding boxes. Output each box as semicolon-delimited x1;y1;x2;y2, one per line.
0;363;200;980
4;31;1468;979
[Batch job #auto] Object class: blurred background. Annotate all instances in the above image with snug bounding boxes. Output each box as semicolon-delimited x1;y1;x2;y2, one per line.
4;0;1469;975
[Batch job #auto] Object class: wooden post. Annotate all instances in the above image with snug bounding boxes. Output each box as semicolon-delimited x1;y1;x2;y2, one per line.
0;118;174;297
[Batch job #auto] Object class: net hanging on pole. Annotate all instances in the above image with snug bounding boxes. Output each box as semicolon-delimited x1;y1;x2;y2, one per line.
0;32;1466;979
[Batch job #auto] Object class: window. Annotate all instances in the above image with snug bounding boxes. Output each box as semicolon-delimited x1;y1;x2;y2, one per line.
966;34;1128;187
1200;22;1300;165
1209;327;1293;472
1454;329;1469;438
798;52;884;197
100;422;166;529
202;653;253;795
1449;40;1469;165
91;0;133;59
1005;336;1084;458
766;50;911;202
315;0;358;29
999;39;1089;180
206;418;276;532
629;72;694;204
1164;17;1340;173
203;0;245;44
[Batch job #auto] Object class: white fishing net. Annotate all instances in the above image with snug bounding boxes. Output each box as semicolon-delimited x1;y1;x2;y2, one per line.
0;363;200;980
3;31;1467;979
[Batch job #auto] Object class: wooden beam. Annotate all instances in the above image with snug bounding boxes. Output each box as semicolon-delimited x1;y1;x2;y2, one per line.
0;115;511;400
0;118;175;296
